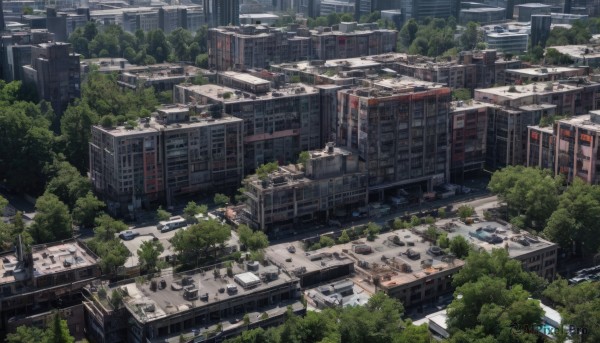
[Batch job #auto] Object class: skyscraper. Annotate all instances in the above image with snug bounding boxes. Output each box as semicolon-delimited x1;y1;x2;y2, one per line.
531;15;551;49
204;0;239;27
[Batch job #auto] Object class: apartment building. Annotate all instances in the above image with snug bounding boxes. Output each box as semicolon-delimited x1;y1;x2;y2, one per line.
174;80;322;174
89;106;244;216
0;29;55;82
22;42;81;115
204;0;239;27
84;262;303;343
0;239;101;334
526;125;555;171
243;144;368;230
116;63;202;92
337;77;451;198
475;82;600;169
555;111;600;184
90;5;203;33
449;101;493;183
309;22;398;61
207;23;396;71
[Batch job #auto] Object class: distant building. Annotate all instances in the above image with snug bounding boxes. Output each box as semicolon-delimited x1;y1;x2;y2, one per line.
242;144;367;230
547;45;600;68
207;23;397;71
485;32;529;54
530;14;551;48
203;0;239;27
116;63;202;92
504;66;587;84
22;42;81;115
459;7;506;25
0;29;55;82
320;0;355;16
514;3;552;22
89;106;244;216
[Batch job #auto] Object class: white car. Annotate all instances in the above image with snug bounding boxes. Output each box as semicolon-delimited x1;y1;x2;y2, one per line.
119;230;140;240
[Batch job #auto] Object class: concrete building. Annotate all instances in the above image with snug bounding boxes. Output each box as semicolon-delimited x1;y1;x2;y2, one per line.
555;111;600;184
89;106;244;216
526;124;555;171
267;220;557;310
485;31;529;54
0;29;54;82
550;12;588;25
84;262;304;343
0;239;101;335
547;45;600;68
207;23;396;71
116;63;202;92
204;0;239;27
174;81;322;174
238;13;279;26
22;42;80;115
310;22;398;61
449;101;493;183
242;144;367;230
337;77;451;198
530;14;551;48
459;7;506;25
320;0;355;16
514;3;552;22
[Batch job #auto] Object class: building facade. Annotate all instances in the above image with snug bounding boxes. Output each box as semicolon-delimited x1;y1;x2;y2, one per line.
89;106;244;216
555;112;600;184
526;125;555;171
337;78;451;198
174;82;322;174
204;0;240;27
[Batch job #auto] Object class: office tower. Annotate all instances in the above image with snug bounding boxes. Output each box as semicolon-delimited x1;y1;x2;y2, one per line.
530;15;552;49
204;0;240;27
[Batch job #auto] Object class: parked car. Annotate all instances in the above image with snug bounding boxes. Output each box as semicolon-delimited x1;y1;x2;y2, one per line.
119;230;139;240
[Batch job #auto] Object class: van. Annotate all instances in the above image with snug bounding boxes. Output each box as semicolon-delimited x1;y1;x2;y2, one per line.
157;216;187;233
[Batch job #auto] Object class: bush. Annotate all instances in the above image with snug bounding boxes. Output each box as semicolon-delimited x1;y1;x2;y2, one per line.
410;215;421;227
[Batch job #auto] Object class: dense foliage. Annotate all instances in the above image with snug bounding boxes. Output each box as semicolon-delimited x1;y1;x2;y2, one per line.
489;166;600;256
225;292;431;343
7;313;74;343
398;18;482;57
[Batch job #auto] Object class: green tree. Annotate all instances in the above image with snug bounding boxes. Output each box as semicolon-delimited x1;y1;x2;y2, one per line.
29;193;72;243
156;205;172;221
214;193;230;207
437;233;450;249
256;161;279;180
93;214;128;241
6;325;46;343
72;192;105;228
452;249;547;296
297;151;310;167
170;219;231;261
543;279;600;343
319;235;336;248
45;160;91;209
410;215;421;227
460;22;481;50
7;313;74;343
447;276;542;343
47;313;75;343
338;229;350;244
138;240;164;273
183;201;207;221
452;88;472;101
237;224;268;251
366;222;381;240
457;205;475;220
449;235;470;259
59;101;98;173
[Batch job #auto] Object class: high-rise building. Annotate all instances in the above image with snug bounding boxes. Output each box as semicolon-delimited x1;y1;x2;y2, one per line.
530;14;552;49
22;42;80;115
89;106;244;216
337;77;451;198
0;0;6;32
203;0;239;27
0;30;55;82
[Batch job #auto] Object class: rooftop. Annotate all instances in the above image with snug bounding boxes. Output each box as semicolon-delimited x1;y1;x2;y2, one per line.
114;262;296;323
548;45;600;59
178;83;319;103
219;71;271;86
486;32;529;38
516;3;552;8
0;240;98;285
476;82;581;98
94;110;243;138
506;67;583;76
557;112;600;131
451;100;500;112
528;125;554;134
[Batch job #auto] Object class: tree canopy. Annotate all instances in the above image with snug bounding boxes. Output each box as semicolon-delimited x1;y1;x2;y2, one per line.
7;313;74;343
170;219;231;263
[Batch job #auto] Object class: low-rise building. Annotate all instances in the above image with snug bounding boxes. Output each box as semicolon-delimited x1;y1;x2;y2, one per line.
84;262;303;343
459;7;506;25
547;45;600;68
0;239;101;335
505;66;588;84
514;3;552;22
242;144;367;231
116;64;202;92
